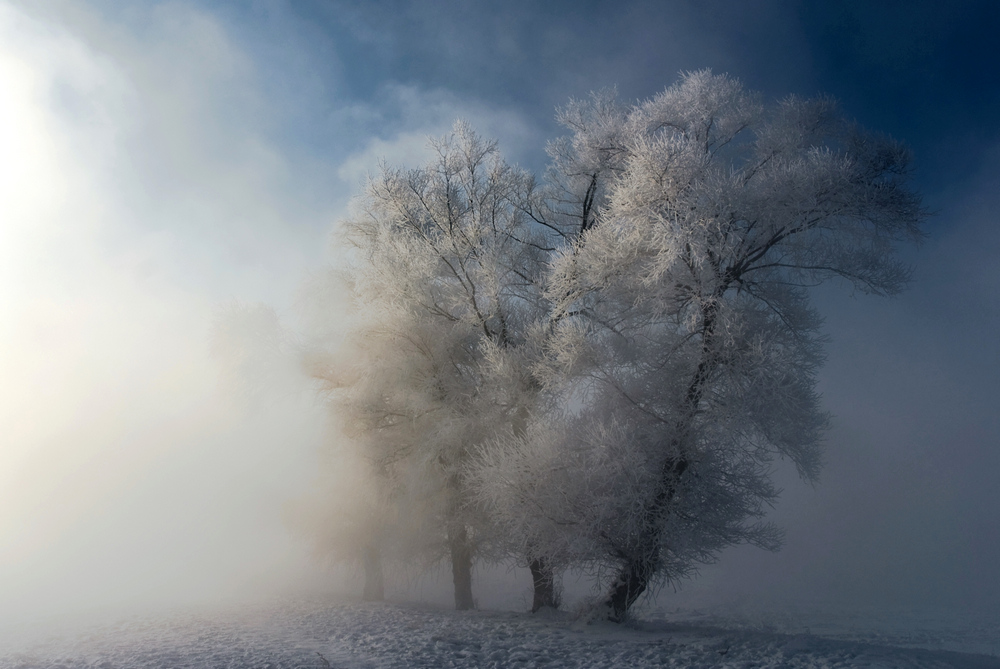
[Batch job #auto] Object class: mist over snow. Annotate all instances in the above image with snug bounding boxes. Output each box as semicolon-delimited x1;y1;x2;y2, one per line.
1;1;999;661
0;1;334;627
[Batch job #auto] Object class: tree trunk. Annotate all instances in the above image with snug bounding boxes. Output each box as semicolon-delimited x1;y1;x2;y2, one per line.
604;300;719;622
529;557;558;612
361;544;384;602
606;549;658;622
604;454;689;621
513;405;559;613
449;524;474;610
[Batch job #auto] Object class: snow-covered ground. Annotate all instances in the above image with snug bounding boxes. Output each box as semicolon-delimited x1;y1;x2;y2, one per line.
1;597;998;668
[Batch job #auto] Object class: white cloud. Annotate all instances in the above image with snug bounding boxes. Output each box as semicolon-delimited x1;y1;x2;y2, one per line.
334;83;544;187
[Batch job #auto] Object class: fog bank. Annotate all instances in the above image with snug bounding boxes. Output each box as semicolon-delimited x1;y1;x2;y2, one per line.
0;2;336;629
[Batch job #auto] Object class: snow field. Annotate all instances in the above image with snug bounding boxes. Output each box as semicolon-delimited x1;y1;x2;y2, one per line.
1;598;998;668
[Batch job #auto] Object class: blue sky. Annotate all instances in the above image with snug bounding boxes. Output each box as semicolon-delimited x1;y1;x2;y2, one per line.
1;0;998;621
199;1;1000;198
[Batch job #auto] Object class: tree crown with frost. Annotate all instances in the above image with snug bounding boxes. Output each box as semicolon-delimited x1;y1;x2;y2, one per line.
473;70;923;619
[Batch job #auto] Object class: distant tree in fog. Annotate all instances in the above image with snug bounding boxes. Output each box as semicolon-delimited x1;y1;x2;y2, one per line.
289;437;395;601
307;124;553;610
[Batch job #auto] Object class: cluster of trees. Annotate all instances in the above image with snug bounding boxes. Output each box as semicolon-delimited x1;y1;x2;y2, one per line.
301;71;924;621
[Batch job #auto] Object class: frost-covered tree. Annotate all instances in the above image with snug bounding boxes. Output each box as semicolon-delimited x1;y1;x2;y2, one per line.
473;71;924;621
289;433;397;601
309;123;553;610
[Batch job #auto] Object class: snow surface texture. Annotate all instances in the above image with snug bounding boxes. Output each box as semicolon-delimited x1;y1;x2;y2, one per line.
1;598;998;668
